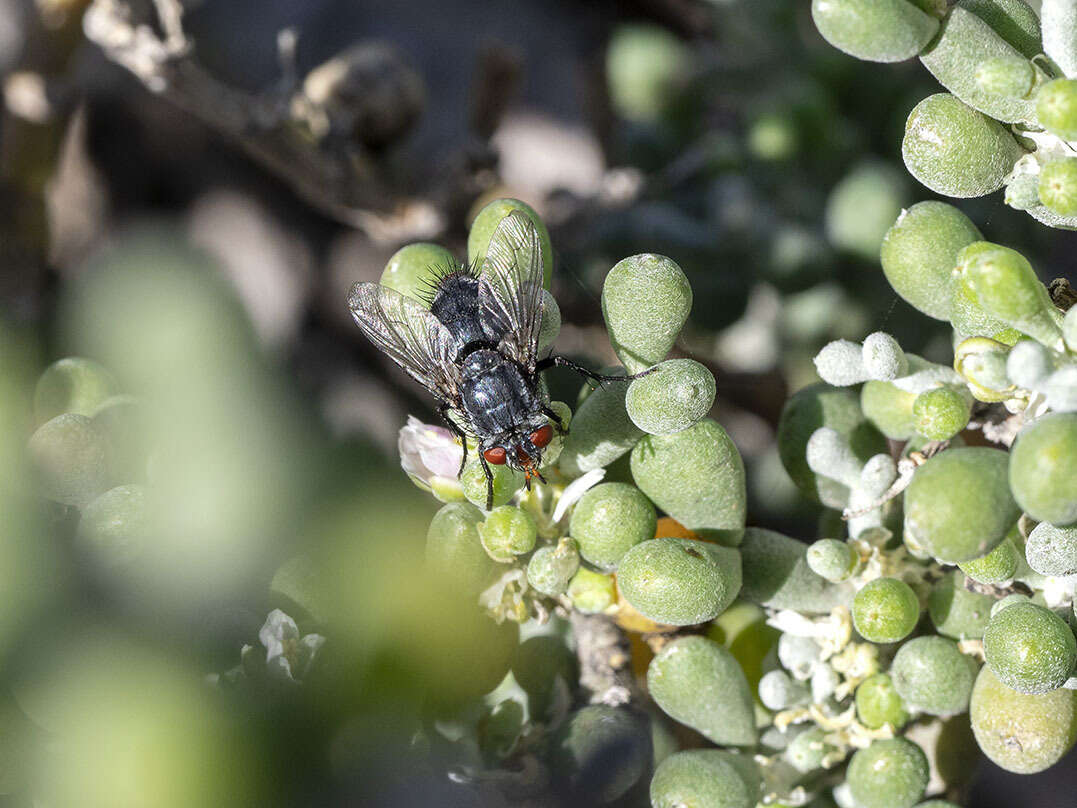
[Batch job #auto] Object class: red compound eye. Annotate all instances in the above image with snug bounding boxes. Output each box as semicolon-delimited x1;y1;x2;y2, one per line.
483;446;507;465
530;424;553;448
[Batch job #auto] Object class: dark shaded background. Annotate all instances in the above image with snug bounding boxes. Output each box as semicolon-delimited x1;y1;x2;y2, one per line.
2;0;1076;806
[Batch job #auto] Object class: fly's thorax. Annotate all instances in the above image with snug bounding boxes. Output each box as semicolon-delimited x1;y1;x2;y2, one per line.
429;270;505;353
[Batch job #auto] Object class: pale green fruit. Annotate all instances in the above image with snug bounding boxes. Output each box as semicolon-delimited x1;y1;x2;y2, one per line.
647;636;757;747
970;666;1077;773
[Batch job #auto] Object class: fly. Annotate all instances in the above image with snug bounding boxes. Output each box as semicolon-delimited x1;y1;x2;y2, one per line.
348;211;645;509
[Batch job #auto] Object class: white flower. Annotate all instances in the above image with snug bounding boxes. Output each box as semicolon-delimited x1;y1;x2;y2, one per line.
398;415;465;501
259;609;325;682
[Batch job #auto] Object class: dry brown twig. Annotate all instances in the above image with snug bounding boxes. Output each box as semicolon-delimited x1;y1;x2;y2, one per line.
82;0;448;240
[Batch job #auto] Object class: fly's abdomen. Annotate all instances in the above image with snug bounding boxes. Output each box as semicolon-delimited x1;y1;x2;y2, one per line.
459;350;537;437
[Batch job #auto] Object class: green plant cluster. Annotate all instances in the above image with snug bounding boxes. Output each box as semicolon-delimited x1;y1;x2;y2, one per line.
398;199;1077;805
23;196;1077;807
813;0;1077;229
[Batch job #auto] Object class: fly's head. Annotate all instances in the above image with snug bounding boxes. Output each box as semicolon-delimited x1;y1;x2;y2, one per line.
481;416;554;487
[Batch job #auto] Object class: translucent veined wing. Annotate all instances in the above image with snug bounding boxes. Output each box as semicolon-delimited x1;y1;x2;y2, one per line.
348;282;461;402
478;211;545;372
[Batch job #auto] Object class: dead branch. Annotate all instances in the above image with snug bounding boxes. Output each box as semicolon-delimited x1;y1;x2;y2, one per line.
82;0;447;240
569;611;638;707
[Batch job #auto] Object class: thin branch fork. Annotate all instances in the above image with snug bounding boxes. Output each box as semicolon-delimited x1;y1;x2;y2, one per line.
82;0;444;238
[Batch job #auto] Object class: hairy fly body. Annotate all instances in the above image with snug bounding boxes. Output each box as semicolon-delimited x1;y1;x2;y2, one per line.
348;211;642;508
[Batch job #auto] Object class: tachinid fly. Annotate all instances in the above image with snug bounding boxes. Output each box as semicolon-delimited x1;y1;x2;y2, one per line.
348;211;643;509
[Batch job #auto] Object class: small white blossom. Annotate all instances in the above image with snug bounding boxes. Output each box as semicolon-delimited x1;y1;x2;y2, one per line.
398;416;465;501
259;609;325;682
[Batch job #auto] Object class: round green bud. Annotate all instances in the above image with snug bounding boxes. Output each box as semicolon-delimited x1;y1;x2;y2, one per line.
856;673;910;730
426;501;495;595
991;593;1030;618
630;419;745;544
1005;171;1040;210
625;359;715;435
777;384;887;508
605;23;691;123
758;669;809;711
953;337;1013;400
558;376;642;477
740;527;854;614
478;505;537;562
903;447;1020;563
650;750;759;808
1036;78;1077;140
970;665;1077;773
853;577;920;643
880;202;982;321
569;482;656;570
460;458;523;510
1038;158;1077;217
824;162;907;261
550;705;650;803
919;6;1037;125
891;636;977;716
846;738;929;808
806;539;858;582
913;387;970;441
959;536;1019;584
955;241;1060;346
984;602;1076;694
379;242;457;303
785;726;838;773
861;380;918;440
810;0;939;63
467;198;552;289
928;570;994;640
975;56;1035;99
902;93;1024;198
1026;522;1077;577
76;484;146;569
526;539;580;597
33;357;117;425
647;636;756;747
27;413;110;507
1009;413;1077;526
566;567;616;613
777;633;822;678
617;537;741;626
1007;338;1055;389
602;254;692;374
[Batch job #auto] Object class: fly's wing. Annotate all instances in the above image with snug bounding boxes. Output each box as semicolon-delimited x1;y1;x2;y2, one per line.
348;282;461;402
477;210;545;372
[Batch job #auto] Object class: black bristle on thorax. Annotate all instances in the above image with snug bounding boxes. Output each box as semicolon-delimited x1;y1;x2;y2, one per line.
414;261;479;307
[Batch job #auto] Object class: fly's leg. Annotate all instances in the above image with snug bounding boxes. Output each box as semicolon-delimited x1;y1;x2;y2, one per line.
541;404;567;435
438;403;469;478
479;452;494;510
535;355;656;388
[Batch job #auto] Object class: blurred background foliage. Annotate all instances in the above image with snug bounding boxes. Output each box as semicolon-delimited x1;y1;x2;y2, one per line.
1;0;1075;806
